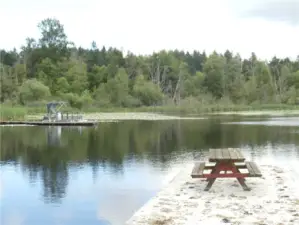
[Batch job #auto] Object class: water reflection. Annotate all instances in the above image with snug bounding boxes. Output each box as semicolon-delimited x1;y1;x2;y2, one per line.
47;126;62;146
1;118;299;225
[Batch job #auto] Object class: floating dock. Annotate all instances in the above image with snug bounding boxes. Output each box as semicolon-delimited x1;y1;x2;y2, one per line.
0;121;97;126
0;102;99;126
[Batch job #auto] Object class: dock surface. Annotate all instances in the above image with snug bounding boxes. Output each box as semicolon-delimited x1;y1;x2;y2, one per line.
0;121;97;126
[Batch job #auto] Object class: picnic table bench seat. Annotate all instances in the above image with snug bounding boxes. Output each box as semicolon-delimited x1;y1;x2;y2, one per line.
245;161;262;177
191;162;206;178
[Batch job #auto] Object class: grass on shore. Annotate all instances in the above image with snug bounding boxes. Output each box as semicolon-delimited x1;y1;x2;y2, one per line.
0;106;27;121
1;104;299;121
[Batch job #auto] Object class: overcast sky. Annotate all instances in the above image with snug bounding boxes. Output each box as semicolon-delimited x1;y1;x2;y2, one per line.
1;0;298;60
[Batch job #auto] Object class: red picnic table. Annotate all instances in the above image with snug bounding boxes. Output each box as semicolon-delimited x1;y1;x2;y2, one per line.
191;148;262;191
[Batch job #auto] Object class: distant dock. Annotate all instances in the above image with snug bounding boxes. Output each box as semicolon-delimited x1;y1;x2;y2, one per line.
0;101;97;126
0;121;97;126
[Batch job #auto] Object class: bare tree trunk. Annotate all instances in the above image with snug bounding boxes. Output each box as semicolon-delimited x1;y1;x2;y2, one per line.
148;61;170;95
173;71;182;105
157;61;160;87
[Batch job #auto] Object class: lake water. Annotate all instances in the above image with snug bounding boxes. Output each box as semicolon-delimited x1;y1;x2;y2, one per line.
1;116;299;225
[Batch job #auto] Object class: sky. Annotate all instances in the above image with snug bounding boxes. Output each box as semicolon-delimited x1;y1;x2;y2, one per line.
0;0;299;60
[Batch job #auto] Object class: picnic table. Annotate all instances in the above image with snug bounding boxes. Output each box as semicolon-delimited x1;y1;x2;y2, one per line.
191;148;262;191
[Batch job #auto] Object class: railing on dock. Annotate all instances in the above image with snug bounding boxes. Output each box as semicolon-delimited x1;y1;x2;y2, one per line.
44;112;84;122
61;112;83;121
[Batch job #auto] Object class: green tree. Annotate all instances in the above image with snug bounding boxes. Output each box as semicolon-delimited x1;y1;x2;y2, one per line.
38;18;71;59
133;75;164;106
202;52;226;98
19;79;51;104
36;57;59;91
0;65;19;103
277;65;291;102
224;55;242;100
87;65;107;91
65;60;88;94
56;77;70;95
1;17;298;108
182;71;204;97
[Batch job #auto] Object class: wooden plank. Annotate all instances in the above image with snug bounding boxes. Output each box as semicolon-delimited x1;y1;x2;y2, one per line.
191;163;201;175
228;149;238;160
246;162;255;176
215;149;223;160
209;149;245;162
249;162;262;176
198;162;206;176
191;162;206;178
209;149;216;160
202;173;247;178
235;149;245;160
235;164;247;169
203;164;215;170
222;149;230;160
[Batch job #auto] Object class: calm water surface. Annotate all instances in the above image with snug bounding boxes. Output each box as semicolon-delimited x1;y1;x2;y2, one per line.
1;116;299;225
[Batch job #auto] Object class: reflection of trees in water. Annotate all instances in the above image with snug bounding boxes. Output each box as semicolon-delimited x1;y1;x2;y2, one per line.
1;120;299;203
1;127;71;203
17;143;69;203
42;162;68;203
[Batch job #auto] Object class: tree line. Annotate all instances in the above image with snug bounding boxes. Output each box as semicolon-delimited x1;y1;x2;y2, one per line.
1;18;299;109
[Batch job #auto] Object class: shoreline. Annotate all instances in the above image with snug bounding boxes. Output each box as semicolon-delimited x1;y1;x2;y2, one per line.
22;110;299;121
126;163;299;225
208;110;299;116
1;107;299;121
23;112;206;121
1;111;298;125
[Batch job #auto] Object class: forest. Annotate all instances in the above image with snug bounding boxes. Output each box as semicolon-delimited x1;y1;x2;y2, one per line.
1;18;299;113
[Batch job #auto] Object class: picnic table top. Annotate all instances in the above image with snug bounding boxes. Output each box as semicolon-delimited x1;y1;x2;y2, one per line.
208;148;245;162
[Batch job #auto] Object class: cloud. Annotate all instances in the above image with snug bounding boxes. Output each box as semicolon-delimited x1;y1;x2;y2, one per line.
229;0;299;25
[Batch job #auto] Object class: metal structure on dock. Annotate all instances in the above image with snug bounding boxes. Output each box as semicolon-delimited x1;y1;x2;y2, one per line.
42;101;84;122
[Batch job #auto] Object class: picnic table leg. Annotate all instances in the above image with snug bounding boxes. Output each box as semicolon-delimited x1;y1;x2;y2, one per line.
237;178;251;191
235;164;246;181
231;164;251;191
204;178;216;191
203;161;251;191
204;163;220;191
206;166;216;181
